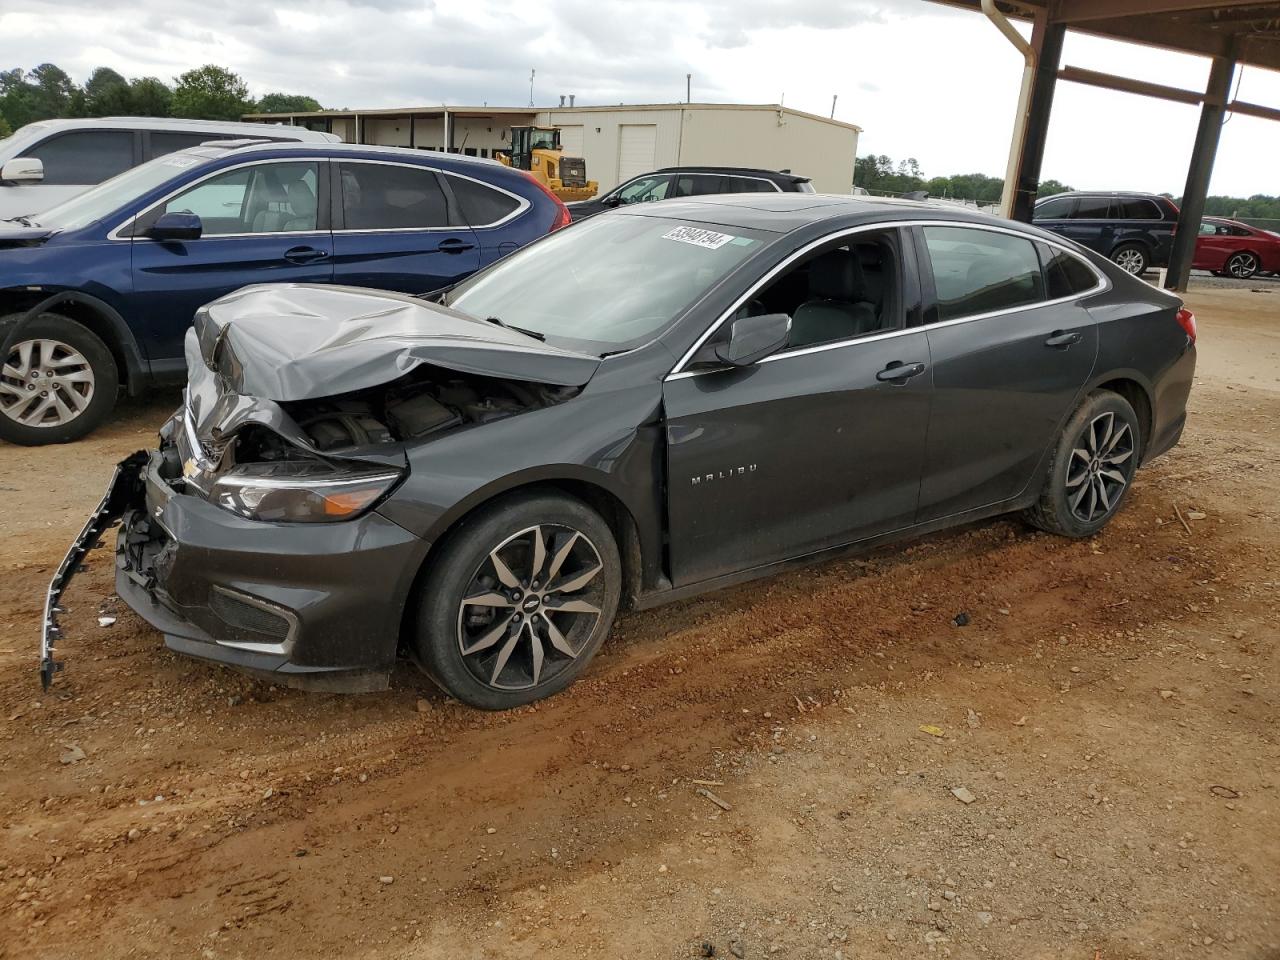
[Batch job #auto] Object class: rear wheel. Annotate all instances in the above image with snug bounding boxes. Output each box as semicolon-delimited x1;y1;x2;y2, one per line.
0;313;119;445
412;491;621;710
1110;244;1148;276
1226;251;1259;279
1025;391;1141;538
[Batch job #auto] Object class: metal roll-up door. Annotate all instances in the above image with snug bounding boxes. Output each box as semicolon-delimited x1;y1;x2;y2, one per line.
617;124;657;183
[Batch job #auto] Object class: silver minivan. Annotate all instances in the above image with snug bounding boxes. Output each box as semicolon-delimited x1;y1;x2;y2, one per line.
0;117;338;220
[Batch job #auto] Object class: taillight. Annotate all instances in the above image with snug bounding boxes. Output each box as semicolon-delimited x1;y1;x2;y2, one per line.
522;172;572;232
1176;307;1197;343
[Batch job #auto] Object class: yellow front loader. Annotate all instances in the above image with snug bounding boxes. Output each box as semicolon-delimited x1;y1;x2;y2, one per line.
496;126;598;203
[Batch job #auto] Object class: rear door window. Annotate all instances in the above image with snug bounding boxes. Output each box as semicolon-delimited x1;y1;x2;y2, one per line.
339;162;449;229
1070;197;1112;219
723;176;776;193
28;130;135;185
922;226;1045;321
444;174;521;226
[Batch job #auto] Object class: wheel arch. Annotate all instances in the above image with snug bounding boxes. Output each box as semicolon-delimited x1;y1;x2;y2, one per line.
1;287;148;395
1090;374;1153;458
1225;248;1263;271
1108;237;1153;259
397;470;651;648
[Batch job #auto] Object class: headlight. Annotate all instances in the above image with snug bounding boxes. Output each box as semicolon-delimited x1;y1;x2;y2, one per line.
212;462;403;523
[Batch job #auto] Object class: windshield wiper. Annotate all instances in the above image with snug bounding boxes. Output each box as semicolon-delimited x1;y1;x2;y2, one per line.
4;215;37;226
483;316;545;342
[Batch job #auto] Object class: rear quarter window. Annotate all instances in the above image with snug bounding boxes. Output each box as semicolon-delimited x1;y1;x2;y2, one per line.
1041;245;1100;299
445;174;521;226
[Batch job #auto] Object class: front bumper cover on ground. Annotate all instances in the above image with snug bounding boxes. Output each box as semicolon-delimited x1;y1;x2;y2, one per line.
40;450;147;689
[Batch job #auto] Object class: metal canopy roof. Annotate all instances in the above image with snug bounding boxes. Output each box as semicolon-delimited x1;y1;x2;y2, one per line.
932;1;1280;70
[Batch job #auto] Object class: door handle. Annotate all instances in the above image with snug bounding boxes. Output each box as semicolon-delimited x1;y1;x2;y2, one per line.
1045;330;1083;349
876;361;927;383
438;238;476;254
284;246;329;264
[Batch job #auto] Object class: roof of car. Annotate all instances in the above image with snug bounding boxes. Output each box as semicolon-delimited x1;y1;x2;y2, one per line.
11;117;334;139
653;165;810;181
614;192;1019;233
192;139;504;168
1039;190;1168;199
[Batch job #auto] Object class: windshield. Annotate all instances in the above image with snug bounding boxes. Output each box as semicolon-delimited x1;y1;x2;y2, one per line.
23;151;208;230
446;215;769;354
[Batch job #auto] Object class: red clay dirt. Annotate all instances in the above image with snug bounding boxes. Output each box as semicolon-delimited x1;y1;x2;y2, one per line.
0;286;1277;959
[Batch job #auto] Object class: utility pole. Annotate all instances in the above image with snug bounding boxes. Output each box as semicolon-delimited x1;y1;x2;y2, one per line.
528;69;535;108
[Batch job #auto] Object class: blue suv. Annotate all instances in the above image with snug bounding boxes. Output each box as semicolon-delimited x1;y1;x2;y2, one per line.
0;140;570;444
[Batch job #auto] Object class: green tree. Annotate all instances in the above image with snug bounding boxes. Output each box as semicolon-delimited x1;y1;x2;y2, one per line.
255;92;323;114
0;67;39;129
84;67;132;117
171;65;253;120
26;63;76;120
128;77;173;117
1037;178;1073;198
0;115;11;138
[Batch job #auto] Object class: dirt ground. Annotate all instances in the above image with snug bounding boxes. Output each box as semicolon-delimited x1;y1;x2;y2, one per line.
1;285;1277;960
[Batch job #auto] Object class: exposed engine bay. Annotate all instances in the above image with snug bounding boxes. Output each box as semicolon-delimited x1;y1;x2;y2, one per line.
280;368;578;454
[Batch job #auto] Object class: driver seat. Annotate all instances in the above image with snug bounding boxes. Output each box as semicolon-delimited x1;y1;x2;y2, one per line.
790;250;879;347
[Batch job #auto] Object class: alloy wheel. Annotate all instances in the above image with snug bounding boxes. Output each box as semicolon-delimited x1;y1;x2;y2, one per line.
456;524;605;691
1227;252;1258;279
1114;248;1145;275
1065;411;1134;524
0;338;96;428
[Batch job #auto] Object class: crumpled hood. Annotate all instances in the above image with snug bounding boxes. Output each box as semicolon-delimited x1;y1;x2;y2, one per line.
194;283;601;402
0;221;56;248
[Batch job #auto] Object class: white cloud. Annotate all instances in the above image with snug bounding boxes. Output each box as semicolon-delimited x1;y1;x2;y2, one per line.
1;0;1278;194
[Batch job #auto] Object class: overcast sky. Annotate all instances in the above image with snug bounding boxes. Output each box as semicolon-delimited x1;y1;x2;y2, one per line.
3;0;1279;196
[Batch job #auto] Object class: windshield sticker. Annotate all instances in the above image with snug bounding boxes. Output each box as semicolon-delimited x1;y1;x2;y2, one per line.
161;155;200;168
662;226;735;250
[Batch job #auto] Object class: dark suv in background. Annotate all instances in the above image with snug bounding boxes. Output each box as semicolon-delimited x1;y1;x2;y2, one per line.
566;166;813;221
1032;191;1179;276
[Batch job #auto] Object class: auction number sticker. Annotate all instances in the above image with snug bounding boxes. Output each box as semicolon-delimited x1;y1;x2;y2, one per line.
662;226;735;250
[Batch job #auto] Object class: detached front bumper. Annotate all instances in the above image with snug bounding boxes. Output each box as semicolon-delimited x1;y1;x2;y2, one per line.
44;448;430;693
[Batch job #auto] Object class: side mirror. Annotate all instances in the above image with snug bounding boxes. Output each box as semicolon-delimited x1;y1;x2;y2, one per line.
0;157;44;184
602;195;622;208
707;313;792;367
149;211;202;242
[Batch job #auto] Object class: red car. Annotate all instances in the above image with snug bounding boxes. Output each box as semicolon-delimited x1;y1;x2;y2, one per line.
1193;216;1280;279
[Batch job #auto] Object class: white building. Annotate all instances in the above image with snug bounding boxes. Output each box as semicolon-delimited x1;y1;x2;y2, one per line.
244;102;861;194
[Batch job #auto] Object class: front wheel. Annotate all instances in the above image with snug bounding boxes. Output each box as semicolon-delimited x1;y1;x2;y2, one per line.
1110;244;1148;276
1025;391;1141;538
0;313;119;446
412;491;621;710
1226;251;1259;279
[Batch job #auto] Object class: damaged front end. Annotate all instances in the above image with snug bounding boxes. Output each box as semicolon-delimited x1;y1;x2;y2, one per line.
42;283;598;691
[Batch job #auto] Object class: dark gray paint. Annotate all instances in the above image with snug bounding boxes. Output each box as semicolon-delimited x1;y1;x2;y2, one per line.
57;194;1195;692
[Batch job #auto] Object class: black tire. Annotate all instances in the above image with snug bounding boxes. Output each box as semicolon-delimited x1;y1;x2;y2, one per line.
1225;251;1259;279
1110;243;1148;276
412;491;622;710
1025;390;1141;539
0;313;119;445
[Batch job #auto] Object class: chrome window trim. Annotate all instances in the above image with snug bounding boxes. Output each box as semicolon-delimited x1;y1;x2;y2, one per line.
665;218;1110;381
335;158;530;232
107;156;329;241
